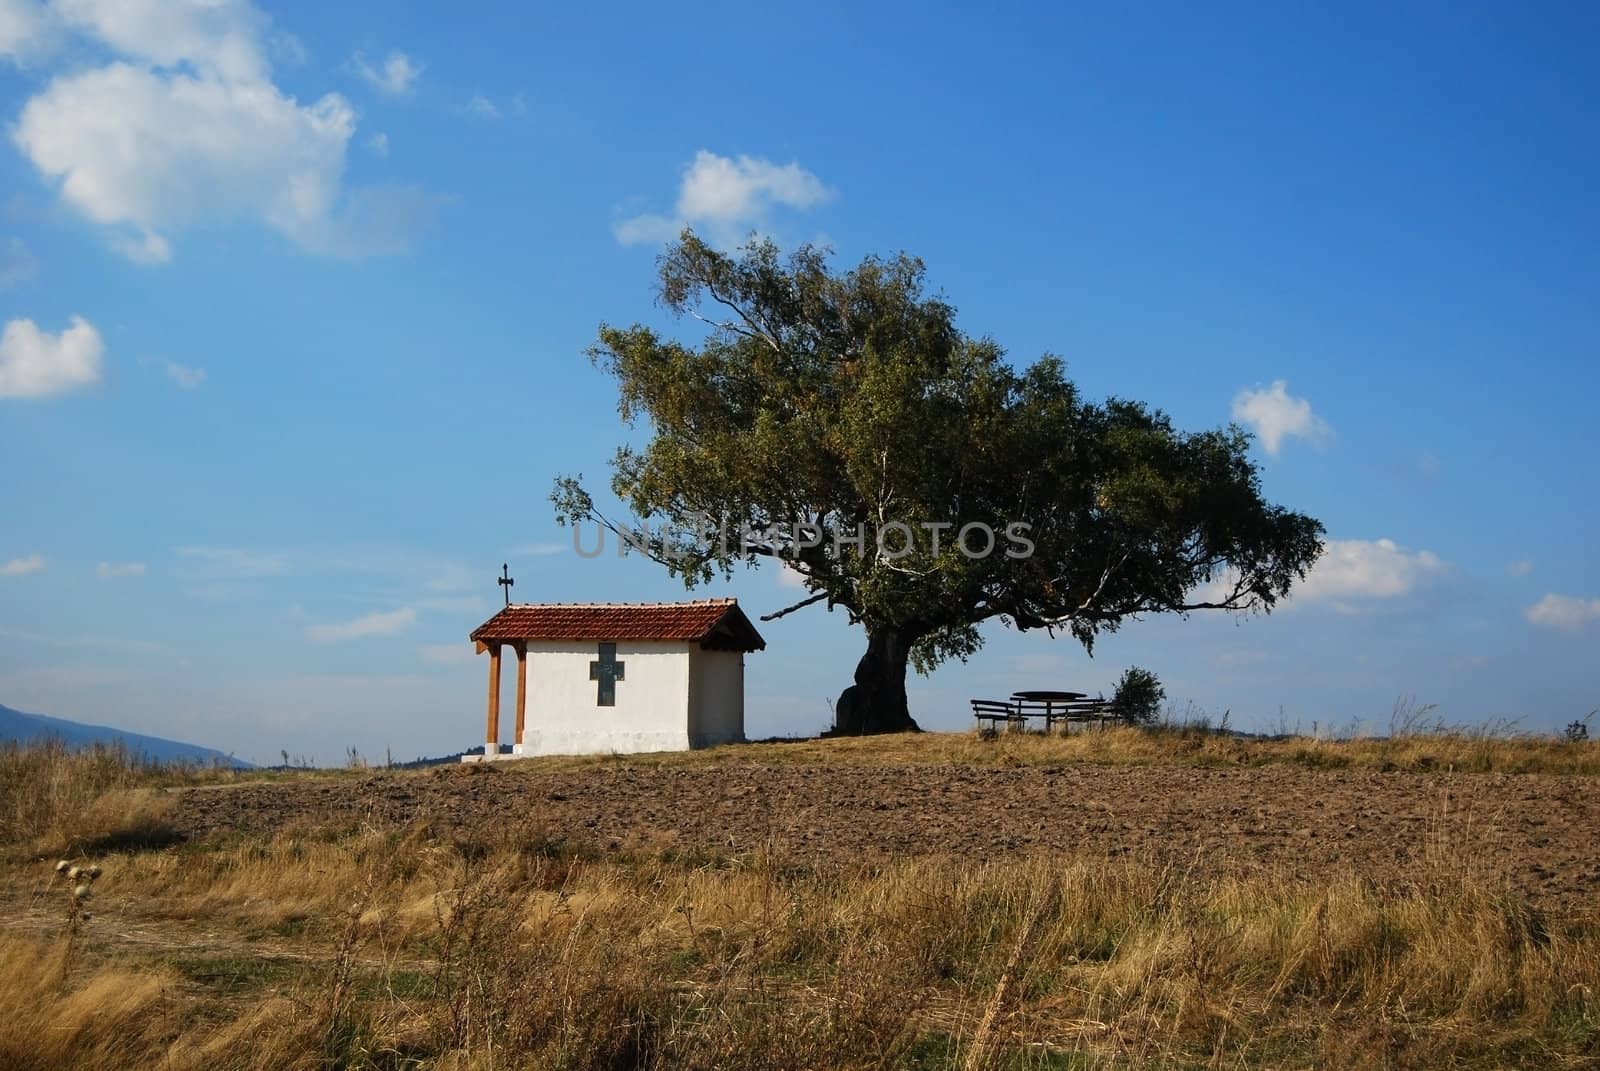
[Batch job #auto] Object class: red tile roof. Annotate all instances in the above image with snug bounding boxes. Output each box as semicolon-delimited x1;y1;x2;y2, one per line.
469;598;765;651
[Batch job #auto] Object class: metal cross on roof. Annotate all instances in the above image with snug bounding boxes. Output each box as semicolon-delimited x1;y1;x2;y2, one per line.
497;563;514;606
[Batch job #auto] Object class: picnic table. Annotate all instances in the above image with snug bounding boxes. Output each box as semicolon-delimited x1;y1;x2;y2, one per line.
1012;690;1086;725
970;689;1115;731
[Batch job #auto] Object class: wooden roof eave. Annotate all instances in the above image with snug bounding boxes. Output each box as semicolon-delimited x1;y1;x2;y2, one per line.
697;605;767;653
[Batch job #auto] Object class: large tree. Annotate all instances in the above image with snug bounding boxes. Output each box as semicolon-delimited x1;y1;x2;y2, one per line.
554;233;1324;733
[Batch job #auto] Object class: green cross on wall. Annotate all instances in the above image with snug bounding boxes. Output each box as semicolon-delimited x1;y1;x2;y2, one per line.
589;643;625;706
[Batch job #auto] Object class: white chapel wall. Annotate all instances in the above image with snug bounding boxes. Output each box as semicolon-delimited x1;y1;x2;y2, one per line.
516;640;692;756
688;648;745;747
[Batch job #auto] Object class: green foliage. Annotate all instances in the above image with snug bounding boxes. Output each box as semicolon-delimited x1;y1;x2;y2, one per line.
554;231;1324;680
1110;666;1166;725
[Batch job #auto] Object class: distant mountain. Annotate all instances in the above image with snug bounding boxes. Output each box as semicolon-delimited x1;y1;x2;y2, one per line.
0;702;251;767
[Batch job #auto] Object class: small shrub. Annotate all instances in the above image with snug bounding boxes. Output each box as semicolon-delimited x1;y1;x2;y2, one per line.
1111;666;1165;726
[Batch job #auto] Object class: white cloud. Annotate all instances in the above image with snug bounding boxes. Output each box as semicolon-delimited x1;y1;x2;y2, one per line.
174;544;291;578
366;131;389;157
1203;537;1447;608
612;213;679;246
0;0;53;62
1506;558;1534;577
512;541;566;557
1231;380;1332;456
175;545;483;599
165;361;206;389
420;643;475;665
181;581;265;602
0;624;162;654
16;63;353;259
306;606;417;643
0;237;37;287
1;553;45;576
423;562;477;593
679;151;831;222
416;595;487;614
777;562;808;589
268;28;306;67
1524;593;1600;632
615;150;834;247
10;3;433;261
1295;538;1445;601
110;229;171;265
0;315;103;398
96;561;146;577
53;0;269;81
352;49;420;96
461;92;526;121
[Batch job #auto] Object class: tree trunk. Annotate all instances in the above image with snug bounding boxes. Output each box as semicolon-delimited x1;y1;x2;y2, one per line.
832;627;921;735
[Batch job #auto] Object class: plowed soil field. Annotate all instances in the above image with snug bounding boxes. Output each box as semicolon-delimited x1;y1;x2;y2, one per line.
168;758;1600;916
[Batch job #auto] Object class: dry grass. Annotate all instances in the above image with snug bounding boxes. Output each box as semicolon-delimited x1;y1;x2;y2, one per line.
0;938;179;1071
8;828;1599;1069
0;739;241;854
508;720;1600;778
3;735;1598;1069
0;740;156;846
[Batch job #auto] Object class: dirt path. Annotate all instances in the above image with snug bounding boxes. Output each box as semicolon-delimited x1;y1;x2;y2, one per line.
165;761;1600;915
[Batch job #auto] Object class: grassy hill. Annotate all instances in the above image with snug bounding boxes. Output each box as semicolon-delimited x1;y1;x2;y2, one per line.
0;730;1596;1069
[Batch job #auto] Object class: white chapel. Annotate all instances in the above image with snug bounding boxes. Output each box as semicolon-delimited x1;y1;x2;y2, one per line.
466;598;766;758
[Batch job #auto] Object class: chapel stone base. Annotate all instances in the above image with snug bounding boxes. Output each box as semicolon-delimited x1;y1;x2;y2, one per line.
460;744;519;764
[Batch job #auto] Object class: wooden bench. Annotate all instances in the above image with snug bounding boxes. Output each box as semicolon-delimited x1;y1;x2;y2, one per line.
1014;699;1114;730
1052;700;1116;729
972;696;1119;732
970;698;1020;728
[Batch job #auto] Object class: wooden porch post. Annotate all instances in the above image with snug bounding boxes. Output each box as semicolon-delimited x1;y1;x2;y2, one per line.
513;641;528;747
485;642;502;752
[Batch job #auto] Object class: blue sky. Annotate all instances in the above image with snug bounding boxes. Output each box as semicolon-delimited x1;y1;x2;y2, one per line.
1;1;1596;763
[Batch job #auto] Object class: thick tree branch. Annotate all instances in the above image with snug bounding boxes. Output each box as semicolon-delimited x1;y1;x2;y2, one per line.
760;591;829;621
